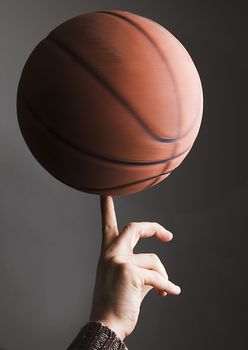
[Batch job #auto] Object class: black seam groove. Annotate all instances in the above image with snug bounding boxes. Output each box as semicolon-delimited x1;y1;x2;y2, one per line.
20;87;191;166
47;34;179;143
95;11;175;74
65;170;171;192
94;10;200;140
46;34;187;143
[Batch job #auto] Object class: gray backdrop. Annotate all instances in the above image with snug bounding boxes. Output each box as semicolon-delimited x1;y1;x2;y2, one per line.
1;1;247;349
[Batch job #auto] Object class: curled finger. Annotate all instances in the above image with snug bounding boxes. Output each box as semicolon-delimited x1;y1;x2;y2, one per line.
137;267;181;295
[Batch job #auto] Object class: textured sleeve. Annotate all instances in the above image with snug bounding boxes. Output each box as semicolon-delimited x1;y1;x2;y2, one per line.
66;320;128;350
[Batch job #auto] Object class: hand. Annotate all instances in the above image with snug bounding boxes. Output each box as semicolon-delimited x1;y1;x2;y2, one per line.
89;195;181;341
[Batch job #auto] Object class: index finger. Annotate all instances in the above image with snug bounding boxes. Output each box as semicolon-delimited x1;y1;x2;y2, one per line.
100;195;119;251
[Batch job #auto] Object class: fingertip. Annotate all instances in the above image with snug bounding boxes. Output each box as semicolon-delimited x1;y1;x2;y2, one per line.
164;230;173;241
167;281;181;295
174;285;181;295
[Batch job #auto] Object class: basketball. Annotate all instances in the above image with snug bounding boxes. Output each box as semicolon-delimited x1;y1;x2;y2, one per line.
16;10;203;196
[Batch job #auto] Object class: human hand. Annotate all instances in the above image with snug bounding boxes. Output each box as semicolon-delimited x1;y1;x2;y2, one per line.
89;195;181;341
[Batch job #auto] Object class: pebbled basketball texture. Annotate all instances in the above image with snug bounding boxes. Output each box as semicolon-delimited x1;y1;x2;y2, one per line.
16;10;203;196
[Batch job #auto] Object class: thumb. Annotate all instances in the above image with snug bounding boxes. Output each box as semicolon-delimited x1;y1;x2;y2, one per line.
100;195;119;252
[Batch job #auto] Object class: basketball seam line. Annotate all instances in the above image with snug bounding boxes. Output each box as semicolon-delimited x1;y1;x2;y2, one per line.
46;34;176;143
63;170;171;192
19;86;191;166
94;10;200;139
46;33;196;143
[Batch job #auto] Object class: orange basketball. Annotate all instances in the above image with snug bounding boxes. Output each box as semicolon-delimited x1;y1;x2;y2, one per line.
16;10;203;196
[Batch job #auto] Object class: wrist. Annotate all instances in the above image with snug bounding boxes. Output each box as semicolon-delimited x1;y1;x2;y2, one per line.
91;318;126;341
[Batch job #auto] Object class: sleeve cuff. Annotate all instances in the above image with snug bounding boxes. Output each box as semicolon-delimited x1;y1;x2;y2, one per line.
67;320;128;350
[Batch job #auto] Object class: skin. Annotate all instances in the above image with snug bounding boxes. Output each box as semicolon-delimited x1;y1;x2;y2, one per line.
89;195;181;341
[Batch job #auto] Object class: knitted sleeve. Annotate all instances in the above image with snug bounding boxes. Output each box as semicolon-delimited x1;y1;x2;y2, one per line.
66;320;128;350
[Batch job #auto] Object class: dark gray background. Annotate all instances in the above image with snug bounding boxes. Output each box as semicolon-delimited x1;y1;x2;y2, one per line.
1;1;247;349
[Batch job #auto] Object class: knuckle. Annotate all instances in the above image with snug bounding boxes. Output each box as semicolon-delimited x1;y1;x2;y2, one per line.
150;253;160;264
154;270;163;283
125;222;137;231
149;253;168;278
125;222;132;230
107;255;118;264
117;262;135;279
120;261;132;273
105;255;122;266
112;255;127;266
100;255;129;274
152;221;161;228
102;224;112;233
152;221;159;225
100;252;118;266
